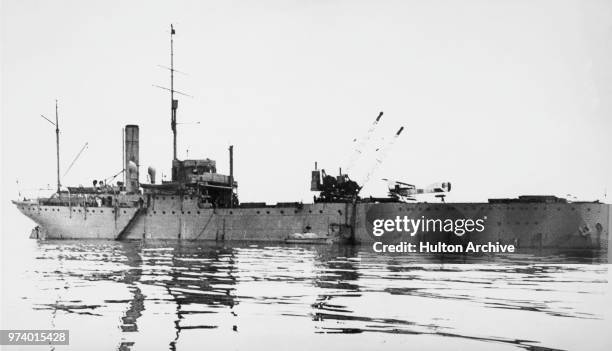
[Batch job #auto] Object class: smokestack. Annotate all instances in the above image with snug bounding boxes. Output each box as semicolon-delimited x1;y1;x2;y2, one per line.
125;125;139;193
229;145;234;207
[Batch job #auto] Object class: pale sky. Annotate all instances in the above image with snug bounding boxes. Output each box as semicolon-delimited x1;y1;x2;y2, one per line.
2;0;611;210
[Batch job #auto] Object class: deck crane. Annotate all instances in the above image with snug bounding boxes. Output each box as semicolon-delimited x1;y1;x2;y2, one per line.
358;126;404;186
344;111;383;172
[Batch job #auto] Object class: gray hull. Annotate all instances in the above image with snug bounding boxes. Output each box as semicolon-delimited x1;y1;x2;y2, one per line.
14;197;611;249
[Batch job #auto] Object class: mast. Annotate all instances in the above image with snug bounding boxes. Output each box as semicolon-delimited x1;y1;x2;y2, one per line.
55;100;61;193
122;127;125;186
170;24;178;160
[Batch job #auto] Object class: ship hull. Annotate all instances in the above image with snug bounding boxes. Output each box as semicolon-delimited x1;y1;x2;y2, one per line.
13;199;611;249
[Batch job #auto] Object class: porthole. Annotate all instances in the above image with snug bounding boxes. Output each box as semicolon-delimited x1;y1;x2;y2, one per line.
187;211;191;214
162;211;166;214
257;211;260;214
319;210;323;214
154;211;157;214
197;211;200;214
309;210;312;213
230;211;233;215
172;211;175;214
266;211;270;214
123;211;127;214
181;211;184;214
338;210;342;215
280;210;284;214
294;210;298;214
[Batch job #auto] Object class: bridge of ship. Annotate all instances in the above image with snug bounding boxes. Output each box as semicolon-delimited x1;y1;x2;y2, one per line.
142;158;238;209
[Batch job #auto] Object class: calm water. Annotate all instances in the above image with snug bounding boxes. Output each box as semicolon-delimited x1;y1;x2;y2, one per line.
1;239;611;351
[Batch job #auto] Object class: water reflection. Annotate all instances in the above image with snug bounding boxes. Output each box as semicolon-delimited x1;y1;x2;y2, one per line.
24;241;610;351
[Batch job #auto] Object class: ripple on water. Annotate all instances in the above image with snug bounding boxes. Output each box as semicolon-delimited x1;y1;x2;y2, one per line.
9;240;610;351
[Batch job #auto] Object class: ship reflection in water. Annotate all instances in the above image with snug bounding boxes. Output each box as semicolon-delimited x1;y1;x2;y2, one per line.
10;241;610;351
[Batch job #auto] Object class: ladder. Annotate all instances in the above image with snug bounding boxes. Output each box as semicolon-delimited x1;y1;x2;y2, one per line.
115;208;144;240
